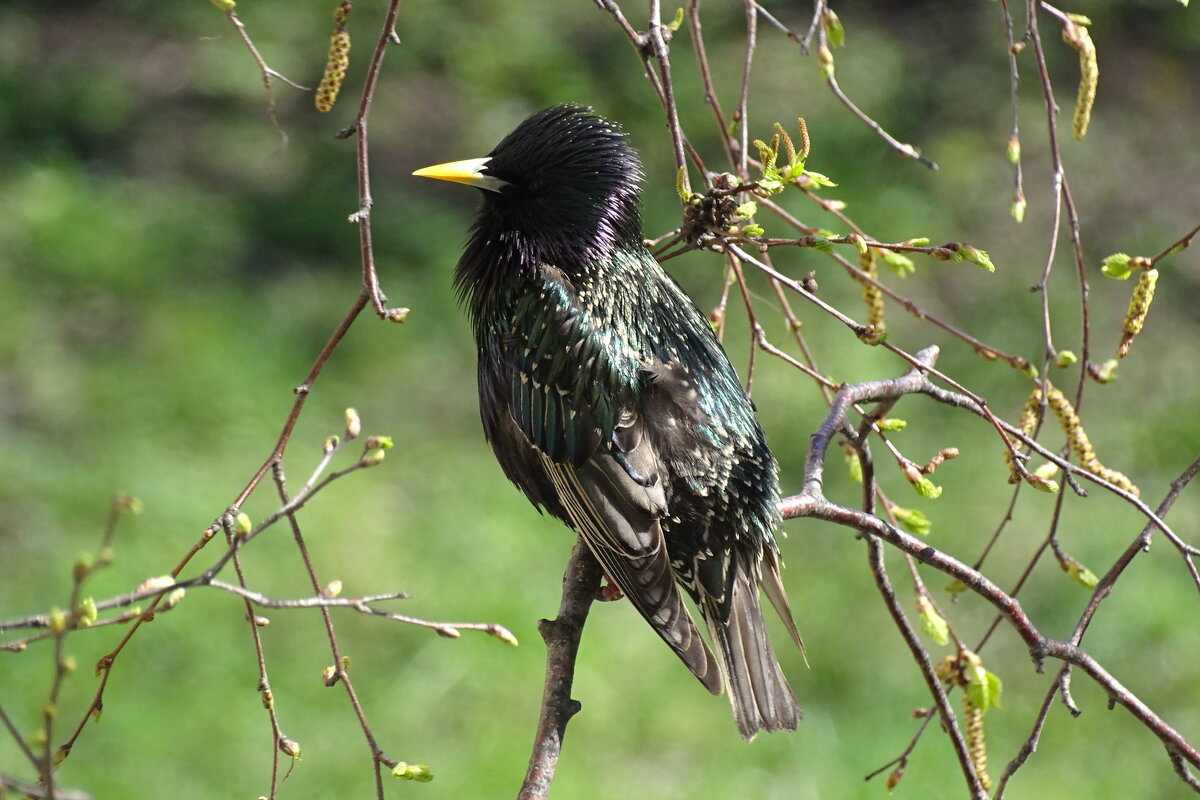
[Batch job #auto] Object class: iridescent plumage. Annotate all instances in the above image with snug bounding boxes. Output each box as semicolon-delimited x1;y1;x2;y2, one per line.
416;105;802;739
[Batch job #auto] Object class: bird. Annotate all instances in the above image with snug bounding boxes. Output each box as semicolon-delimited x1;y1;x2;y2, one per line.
413;104;802;740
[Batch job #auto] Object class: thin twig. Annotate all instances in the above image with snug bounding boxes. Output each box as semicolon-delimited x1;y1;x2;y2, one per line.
340;0;409;322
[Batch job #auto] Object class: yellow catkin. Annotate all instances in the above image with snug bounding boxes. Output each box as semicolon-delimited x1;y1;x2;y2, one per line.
859;247;885;331
1004;386;1043;481
1117;267;1158;358
315;28;351;113
1045;383;1139;495
796;118;811;160
964;696;991;790
1062;19;1098;139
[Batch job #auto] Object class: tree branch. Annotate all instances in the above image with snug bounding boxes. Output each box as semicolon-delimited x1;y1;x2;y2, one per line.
517;541;603;800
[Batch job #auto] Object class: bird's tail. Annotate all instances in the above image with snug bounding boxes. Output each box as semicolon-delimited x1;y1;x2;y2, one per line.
703;561;801;741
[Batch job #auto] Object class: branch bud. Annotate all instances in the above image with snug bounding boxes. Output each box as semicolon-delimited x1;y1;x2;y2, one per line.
392;762;434;783
344;407;362;438
1058;553;1099;589
76;597;98;627
1054;350;1078;367
73;552;94;581
1005;135;1020;164
817;44;835;78
162;587;186;610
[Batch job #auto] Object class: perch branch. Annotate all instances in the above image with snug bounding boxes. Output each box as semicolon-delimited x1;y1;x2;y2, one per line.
518;541;604;800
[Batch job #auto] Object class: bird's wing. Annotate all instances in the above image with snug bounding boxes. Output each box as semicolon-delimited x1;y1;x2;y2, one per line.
501;274;633;466
498;271;721;693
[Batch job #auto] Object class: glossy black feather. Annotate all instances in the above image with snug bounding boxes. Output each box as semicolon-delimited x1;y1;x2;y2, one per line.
445;105;801;739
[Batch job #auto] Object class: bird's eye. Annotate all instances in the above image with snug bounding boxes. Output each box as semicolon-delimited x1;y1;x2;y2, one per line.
525;176;551;196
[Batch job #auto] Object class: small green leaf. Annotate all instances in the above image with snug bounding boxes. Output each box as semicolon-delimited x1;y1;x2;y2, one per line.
961;245;995;272
877;418;907;432
846;451;863;483
945;579;968;597
892;507;931;537
902;237;931;247
881;249;916;277
1061;555;1099;589
823;8;845;47
756;176;784;195
801;170;837;188
666;7;685;31
917;596;950;646
1101;253;1133;279
735;201;758;218
913;477;943;500
742;223;764;236
985;670;1003;710
963;654;998;713
1091;358;1119;383
965;666;1004;714
809;235;834;253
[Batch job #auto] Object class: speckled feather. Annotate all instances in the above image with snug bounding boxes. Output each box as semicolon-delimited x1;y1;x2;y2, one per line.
448;105;801;740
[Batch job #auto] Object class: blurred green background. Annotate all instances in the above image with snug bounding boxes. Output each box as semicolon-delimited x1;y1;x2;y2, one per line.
2;1;1199;798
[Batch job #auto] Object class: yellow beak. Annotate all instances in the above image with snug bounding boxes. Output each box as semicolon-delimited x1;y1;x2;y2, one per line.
412;156;506;193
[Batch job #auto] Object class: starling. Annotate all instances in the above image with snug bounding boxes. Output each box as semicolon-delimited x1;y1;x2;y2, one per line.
414;105;802;740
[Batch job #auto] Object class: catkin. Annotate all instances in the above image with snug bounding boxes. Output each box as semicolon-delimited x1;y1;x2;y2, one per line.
1117;267;1158;358
1045;383;1139;495
1062;19;1098;139
1004;386;1043;482
964;695;991;790
316;5;353;113
858;247;885;331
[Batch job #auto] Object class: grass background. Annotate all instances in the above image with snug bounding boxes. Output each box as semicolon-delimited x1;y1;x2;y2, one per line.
2;1;1199;797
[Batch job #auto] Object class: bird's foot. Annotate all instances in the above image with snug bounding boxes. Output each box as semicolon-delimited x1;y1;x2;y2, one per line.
596;580;624;602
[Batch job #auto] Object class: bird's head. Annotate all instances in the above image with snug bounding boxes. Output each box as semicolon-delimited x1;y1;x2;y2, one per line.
414;105;645;274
